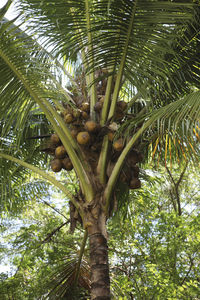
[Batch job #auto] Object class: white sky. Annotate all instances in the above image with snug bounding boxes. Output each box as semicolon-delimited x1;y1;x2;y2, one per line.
0;0;18;19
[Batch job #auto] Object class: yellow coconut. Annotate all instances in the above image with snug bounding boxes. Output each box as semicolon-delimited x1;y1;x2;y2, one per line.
55;145;67;159
64;113;74;124
77;131;90;145
113;138;124;151
72;109;81;119
108;131;114;141
50;133;60;145
81;102;90;112
84;120;98;132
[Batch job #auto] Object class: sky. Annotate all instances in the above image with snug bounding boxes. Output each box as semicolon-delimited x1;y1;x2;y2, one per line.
0;0;18;19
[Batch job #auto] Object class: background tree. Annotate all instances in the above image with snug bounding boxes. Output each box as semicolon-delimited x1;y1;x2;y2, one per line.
0;1;200;299
0;163;199;299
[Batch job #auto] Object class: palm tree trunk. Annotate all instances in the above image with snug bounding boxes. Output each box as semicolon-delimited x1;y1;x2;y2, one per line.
88;224;110;299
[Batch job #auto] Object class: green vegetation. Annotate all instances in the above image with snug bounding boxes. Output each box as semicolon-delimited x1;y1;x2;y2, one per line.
0;164;199;299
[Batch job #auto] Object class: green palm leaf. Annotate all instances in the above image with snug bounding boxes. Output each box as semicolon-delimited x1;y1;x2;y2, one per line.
17;1;199;99
46;254;90;300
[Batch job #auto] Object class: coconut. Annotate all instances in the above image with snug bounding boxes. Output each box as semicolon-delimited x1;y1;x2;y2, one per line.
77;131;90;145
118;101;127;111
55;145;67;159
72;109;81;119
81;102;90;112
128;150;143;165
94;101;103;112
108;131;114;141
114;109;124;121
51;159;62;172
84;120;98;133
120;166;132;183
50;133;60;145
62;157;73;171
63;108;71;116
129;178;141;189
132;165;139;177
64;113;74;124
70;127;79;139
81;111;89;120
113;138;124;151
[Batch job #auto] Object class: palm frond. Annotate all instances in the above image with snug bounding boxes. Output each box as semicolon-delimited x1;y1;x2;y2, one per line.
131;91;200;163
46;254;90;300
0;153;79;212
0;18;71;146
17;0;87;59
17;1;199;100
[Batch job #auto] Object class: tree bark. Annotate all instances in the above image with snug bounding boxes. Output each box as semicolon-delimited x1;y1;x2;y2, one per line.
88;230;110;300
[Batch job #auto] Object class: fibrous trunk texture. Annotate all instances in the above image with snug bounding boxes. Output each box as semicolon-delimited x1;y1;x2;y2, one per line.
89;232;110;300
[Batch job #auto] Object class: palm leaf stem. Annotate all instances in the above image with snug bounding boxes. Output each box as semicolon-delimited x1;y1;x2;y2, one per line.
40;199;68;220
0;153;80;213
100;72;114;126
85;0;97;119
98;2;139;184
97;71;115;183
74;229;88;286
81;49;92;100
97;135;109;184
108;0;138;119
104;123;144;213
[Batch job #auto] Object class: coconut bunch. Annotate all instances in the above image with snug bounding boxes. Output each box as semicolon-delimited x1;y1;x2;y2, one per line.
47;98;143;190
41;68;143;190
49;134;73;173
49;107;102;173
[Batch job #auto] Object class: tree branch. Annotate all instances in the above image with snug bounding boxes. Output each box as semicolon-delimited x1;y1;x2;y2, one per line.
39;199;68;220
166;164;188;216
40;221;69;244
180;257;193;286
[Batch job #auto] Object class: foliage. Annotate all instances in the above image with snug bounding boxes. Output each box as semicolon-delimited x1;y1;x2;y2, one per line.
0;164;200;299
109;163;200;299
0;194;90;299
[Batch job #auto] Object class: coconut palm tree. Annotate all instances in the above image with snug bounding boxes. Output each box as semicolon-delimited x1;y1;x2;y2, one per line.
0;0;200;299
